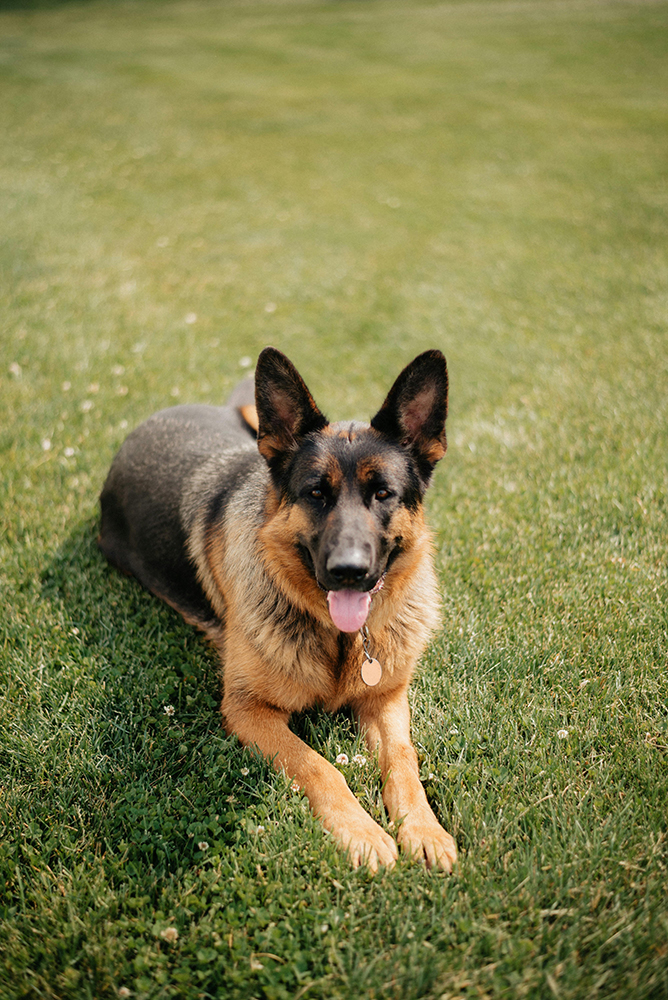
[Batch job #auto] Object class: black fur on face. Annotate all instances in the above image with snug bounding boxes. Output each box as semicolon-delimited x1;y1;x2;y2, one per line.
254;348;449;593
286;423;421;592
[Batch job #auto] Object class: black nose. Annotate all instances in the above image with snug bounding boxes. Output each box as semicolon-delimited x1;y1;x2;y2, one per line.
328;563;368;585
326;549;370;586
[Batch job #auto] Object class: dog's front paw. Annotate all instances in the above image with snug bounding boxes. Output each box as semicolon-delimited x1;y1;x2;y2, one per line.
397;814;457;872
333;814;398;873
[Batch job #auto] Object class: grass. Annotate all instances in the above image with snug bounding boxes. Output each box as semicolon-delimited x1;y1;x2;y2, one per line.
1;0;667;996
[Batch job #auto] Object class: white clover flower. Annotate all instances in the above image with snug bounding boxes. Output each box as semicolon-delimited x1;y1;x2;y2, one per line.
185;312;197;325
264;302;277;313
557;729;569;739
64;447;75;458
198;841;209;851
352;754;367;766
335;753;349;765
163;704;175;717
41;439;52;451
240;766;249;776
239;356;252;368
290;780;301;793
160;927;178;943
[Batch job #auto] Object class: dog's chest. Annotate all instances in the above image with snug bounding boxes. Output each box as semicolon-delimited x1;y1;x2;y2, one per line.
312;629;403;711
264;627;384;712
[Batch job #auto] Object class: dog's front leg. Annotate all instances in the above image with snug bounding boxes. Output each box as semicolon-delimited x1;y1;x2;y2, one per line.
222;690;398;871
356;686;457;871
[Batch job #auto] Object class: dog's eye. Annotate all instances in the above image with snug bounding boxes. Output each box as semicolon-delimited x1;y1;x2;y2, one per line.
303;484;328;504
374;488;392;501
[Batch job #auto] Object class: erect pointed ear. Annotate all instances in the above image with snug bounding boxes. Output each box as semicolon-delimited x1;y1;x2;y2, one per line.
370;350;448;481
254;347;328;475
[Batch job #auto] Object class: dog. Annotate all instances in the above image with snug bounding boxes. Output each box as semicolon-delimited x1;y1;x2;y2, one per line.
98;347;457;871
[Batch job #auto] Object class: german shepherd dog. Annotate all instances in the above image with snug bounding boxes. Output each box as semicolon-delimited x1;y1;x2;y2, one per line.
99;347;457;871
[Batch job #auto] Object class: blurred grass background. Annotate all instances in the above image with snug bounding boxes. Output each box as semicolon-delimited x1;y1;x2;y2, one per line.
1;1;667;998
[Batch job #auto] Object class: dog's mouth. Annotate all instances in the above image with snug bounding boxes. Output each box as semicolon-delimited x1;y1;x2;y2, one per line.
326;583;383;633
297;543;388;633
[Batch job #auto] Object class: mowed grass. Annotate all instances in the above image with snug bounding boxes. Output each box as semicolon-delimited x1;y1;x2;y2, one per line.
1;0;667;997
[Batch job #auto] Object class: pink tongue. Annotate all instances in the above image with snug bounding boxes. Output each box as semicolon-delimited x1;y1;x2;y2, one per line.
327;589;372;633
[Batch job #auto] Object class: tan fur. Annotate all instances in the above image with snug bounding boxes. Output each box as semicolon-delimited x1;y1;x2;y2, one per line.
100;349;455;872
187;475;455;872
239;404;259;433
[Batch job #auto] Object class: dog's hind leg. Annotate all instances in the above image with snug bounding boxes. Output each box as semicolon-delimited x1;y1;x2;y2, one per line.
225;375;258;436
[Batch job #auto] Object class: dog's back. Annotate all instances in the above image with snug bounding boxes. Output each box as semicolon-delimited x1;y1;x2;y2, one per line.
99;401;259;626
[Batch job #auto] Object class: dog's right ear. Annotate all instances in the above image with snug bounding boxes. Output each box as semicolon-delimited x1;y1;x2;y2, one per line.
255;347;328;476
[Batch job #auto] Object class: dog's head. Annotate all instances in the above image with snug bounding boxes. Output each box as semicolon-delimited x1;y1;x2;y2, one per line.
255;347;448;632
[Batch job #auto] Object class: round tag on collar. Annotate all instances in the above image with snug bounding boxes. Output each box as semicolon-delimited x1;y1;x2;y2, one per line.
361;657;382;687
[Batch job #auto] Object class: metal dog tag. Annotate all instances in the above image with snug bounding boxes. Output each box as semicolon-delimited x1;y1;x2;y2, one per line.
361;657;382;687
360;626;383;686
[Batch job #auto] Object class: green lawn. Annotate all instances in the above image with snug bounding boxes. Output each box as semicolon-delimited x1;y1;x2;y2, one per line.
1;0;667;997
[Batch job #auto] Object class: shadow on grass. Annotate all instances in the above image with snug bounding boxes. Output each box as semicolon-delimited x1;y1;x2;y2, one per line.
38;518;270;878
38;518;359;878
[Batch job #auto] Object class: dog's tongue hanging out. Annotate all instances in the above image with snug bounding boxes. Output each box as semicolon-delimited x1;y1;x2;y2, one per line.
327;589;372;633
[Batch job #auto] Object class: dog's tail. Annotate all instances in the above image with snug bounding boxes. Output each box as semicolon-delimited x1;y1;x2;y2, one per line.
226;375;259;436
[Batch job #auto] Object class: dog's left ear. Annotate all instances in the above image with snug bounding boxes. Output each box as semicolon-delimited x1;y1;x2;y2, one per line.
371;350;448;482
255;347;328;476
